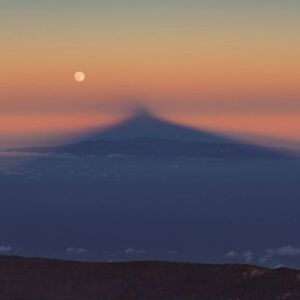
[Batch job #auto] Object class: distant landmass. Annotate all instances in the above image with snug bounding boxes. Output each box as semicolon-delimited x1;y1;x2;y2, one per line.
0;256;299;300
11;110;292;159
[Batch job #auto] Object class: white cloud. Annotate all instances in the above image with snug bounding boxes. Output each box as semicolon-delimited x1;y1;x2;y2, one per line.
259;255;271;264
242;250;253;263
66;247;88;255
259;245;300;264
276;245;300;256
265;245;300;258
224;250;253;262
0;246;12;253
224;251;237;258
125;248;148;254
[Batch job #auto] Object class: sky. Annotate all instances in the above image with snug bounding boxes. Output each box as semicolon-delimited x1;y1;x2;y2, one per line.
0;0;299;148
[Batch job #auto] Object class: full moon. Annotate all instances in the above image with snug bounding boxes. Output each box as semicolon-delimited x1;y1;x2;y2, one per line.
74;71;85;82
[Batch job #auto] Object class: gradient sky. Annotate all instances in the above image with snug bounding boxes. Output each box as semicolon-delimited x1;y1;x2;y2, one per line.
1;0;299;147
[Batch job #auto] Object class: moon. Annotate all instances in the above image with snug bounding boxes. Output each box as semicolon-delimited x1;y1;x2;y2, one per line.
74;71;85;82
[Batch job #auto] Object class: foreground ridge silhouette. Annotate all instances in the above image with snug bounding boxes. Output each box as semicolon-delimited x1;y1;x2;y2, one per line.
0;256;299;300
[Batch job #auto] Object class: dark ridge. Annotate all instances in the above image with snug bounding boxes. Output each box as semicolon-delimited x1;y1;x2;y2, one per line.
0;256;299;299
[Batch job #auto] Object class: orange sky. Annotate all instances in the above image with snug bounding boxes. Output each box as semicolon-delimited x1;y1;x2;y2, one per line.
0;1;299;148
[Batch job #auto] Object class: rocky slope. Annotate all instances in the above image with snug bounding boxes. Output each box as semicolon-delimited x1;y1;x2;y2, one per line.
0;256;299;299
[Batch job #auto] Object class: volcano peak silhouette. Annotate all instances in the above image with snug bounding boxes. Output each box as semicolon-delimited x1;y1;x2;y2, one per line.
86;109;234;144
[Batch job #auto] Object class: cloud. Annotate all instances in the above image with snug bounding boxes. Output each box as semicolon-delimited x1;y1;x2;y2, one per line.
259;245;300;264
224;251;237;259
66;247;88;255
259;255;271;264
168;250;178;255
226;245;300;265
125;248;148;255
275;245;300;256
224;249;253;262
265;245;300;258
242;250;253;263
0;246;12;253
0;151;52;158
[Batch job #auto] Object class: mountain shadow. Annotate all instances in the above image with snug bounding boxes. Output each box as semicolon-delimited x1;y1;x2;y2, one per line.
85;108;235;143
14;109;292;159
